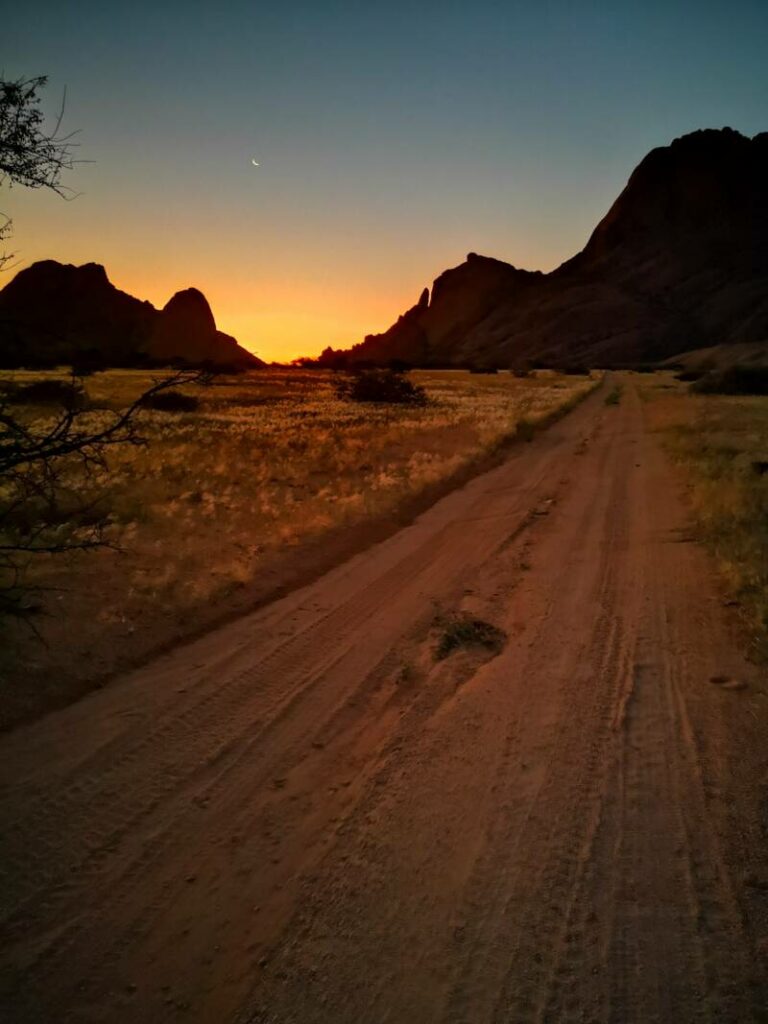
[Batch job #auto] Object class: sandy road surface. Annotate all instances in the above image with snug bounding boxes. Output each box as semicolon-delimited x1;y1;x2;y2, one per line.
1;377;767;1023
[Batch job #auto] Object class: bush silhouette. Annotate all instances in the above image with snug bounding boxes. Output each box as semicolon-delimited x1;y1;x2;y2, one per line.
139;389;200;412
335;370;427;406
555;364;590;376
691;366;768;395
676;368;704;382
3;378;85;408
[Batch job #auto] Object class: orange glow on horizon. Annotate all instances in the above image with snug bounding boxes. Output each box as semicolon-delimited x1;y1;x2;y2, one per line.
107;270;413;364
218;309;373;364
8;176;568;366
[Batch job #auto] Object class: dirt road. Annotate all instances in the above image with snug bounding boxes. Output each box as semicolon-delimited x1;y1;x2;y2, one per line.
1;377;767;1023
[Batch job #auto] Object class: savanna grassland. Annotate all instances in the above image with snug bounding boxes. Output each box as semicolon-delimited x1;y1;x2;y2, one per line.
643;372;768;662
0;367;595;728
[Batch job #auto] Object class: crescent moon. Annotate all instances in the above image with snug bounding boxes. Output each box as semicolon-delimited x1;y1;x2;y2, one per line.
251;159;260;167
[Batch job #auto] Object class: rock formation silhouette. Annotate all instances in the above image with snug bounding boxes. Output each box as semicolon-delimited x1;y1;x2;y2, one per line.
0;261;263;369
350;128;768;367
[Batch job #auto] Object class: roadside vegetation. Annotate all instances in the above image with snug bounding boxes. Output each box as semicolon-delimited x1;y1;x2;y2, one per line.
690;365;768;396
0;366;594;728
646;374;768;661
334;368;427;405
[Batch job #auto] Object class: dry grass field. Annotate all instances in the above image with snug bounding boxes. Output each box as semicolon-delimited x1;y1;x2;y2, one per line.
0;367;595;728
643;372;768;662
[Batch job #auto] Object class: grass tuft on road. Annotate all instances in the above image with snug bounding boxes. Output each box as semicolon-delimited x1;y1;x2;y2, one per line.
604;385;623;406
434;613;507;661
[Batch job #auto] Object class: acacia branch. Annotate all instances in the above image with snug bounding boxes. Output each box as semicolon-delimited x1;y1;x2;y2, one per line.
0;370;212;615
0;76;82;196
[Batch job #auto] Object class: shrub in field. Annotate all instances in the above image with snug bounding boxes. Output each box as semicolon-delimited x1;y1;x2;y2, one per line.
2;378;85;408
71;350;109;377
676;369;704;382
334;369;428;406
198;359;247;375
139;389;200;412
556;364;590;376
691;366;768;396
388;358;412;374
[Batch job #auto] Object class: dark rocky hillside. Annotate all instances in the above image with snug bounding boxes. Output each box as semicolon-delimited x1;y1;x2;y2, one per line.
0;261;263;369
348;128;768;368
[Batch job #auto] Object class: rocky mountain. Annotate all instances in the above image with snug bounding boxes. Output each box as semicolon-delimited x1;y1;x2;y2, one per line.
147;288;250;367
349;128;768;368
0;261;263;369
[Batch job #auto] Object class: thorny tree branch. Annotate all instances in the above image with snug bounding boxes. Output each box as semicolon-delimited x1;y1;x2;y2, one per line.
0;76;82;196
0;213;14;273
1;74;84;271
0;370;211;616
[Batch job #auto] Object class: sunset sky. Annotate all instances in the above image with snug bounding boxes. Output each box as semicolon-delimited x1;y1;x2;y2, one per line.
4;1;767;363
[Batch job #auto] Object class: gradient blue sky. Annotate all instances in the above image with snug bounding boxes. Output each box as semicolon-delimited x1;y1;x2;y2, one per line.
3;1;767;360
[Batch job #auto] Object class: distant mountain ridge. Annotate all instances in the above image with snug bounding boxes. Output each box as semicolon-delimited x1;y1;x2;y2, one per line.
348;128;768;367
0;261;263;369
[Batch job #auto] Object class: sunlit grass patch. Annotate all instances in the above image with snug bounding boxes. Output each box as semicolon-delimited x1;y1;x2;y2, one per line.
0;366;595;726
646;380;768;661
